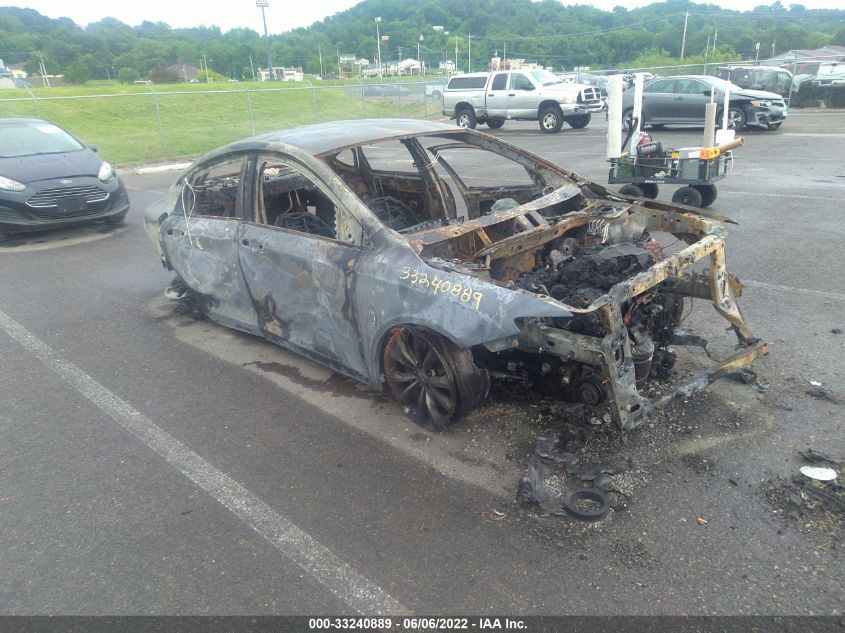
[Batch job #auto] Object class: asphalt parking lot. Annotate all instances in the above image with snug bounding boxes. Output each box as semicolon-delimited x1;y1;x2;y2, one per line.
0;111;843;616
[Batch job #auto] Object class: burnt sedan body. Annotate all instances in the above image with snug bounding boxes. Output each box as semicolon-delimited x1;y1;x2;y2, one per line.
0;119;130;240
144;119;765;431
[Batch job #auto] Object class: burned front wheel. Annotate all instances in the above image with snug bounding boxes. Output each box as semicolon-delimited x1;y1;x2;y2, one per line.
383;326;488;431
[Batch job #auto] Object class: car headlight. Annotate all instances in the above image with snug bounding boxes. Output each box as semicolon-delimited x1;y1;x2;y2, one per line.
98;162;115;182
559;95;575;104
0;176;26;191
750;99;772;107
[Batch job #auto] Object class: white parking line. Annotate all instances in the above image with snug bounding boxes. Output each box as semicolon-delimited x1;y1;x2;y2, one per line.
0;309;405;616
722;190;840;202
744;280;845;302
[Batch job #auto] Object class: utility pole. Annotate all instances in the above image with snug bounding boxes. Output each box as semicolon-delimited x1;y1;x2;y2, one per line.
256;0;273;81
418;35;423;76
375;17;382;78
202;55;210;82
504;42;507;68
38;51;50;88
713;28;718;56
455;37;459;73
249;55;256;81
318;43;324;79
754;42;760;63
467;33;471;73
680;11;689;61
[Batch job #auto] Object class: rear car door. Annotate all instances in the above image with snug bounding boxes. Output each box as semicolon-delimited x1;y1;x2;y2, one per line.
485;73;509;118
160;154;260;333
237;154;370;379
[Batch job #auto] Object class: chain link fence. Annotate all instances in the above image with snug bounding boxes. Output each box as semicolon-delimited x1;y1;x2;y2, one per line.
0;79;445;165
1;60;842;165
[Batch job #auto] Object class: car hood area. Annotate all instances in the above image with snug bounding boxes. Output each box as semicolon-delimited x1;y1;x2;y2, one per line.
0;149;103;185
731;87;784;101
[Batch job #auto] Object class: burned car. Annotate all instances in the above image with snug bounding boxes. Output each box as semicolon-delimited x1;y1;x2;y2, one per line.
144;119;766;431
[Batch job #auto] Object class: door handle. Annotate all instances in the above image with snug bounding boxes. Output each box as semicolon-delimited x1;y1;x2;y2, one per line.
488;93;494;97
675;96;684;100
508;93;515;96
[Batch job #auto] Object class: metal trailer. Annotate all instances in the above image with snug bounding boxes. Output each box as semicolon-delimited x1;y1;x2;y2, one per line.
608;138;742;208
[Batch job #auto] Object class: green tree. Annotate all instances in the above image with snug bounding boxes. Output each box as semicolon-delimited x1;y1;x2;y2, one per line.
64;60;91;84
117;67;140;83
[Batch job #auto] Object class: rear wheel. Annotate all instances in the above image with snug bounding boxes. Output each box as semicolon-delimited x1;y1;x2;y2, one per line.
383;326;488;431
671;186;703;207
622;108;636;132
639;183;659;199
456;107;477;129
538;106;563;134
618;184;645;197
486;119;505;129
566;114;591;129
693;184;717;207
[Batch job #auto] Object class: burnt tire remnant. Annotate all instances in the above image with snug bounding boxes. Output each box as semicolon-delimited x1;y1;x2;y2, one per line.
383;325;489;431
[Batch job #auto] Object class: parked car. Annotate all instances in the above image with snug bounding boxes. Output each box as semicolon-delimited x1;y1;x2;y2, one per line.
425;83;445;99
0;118;129;241
713;65;794;98
442;69;603;133
362;84;410;97
622;75;787;131
144;119;764;431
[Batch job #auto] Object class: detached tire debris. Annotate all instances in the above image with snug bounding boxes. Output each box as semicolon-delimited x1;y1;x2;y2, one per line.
517;431;632;521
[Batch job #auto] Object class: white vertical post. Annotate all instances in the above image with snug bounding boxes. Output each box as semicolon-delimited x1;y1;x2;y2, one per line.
606;75;624;159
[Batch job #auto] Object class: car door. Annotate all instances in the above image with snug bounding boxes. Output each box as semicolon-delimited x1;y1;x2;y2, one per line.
641;78;677;122
507;73;538;118
673;78;711;122
237;153;370;379
485;72;509;118
160;154;260;333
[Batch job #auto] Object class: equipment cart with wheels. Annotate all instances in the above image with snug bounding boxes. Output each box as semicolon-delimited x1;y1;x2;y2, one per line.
608;138;742;208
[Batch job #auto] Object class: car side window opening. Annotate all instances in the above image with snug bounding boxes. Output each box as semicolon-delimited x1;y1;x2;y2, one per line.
511;74;534;91
255;157;365;246
185;157;244;219
645;79;674;93
491;73;508;90
677;79;707;95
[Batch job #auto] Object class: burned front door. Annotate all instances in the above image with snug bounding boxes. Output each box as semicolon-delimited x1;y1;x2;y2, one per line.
160;155;260;333
238;155;369;379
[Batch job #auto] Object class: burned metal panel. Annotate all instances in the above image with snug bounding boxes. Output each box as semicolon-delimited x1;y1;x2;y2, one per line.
237;222;368;380
159;214;260;333
351;239;575;386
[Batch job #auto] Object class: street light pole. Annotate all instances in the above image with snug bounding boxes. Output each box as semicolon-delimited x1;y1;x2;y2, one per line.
375;17;382;78
680;11;689;61
257;0;273;80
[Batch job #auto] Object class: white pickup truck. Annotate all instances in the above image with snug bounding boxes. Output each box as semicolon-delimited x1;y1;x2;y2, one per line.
442;69;604;133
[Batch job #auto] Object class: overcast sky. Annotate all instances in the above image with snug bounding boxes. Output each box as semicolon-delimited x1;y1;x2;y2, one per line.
19;0;845;33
